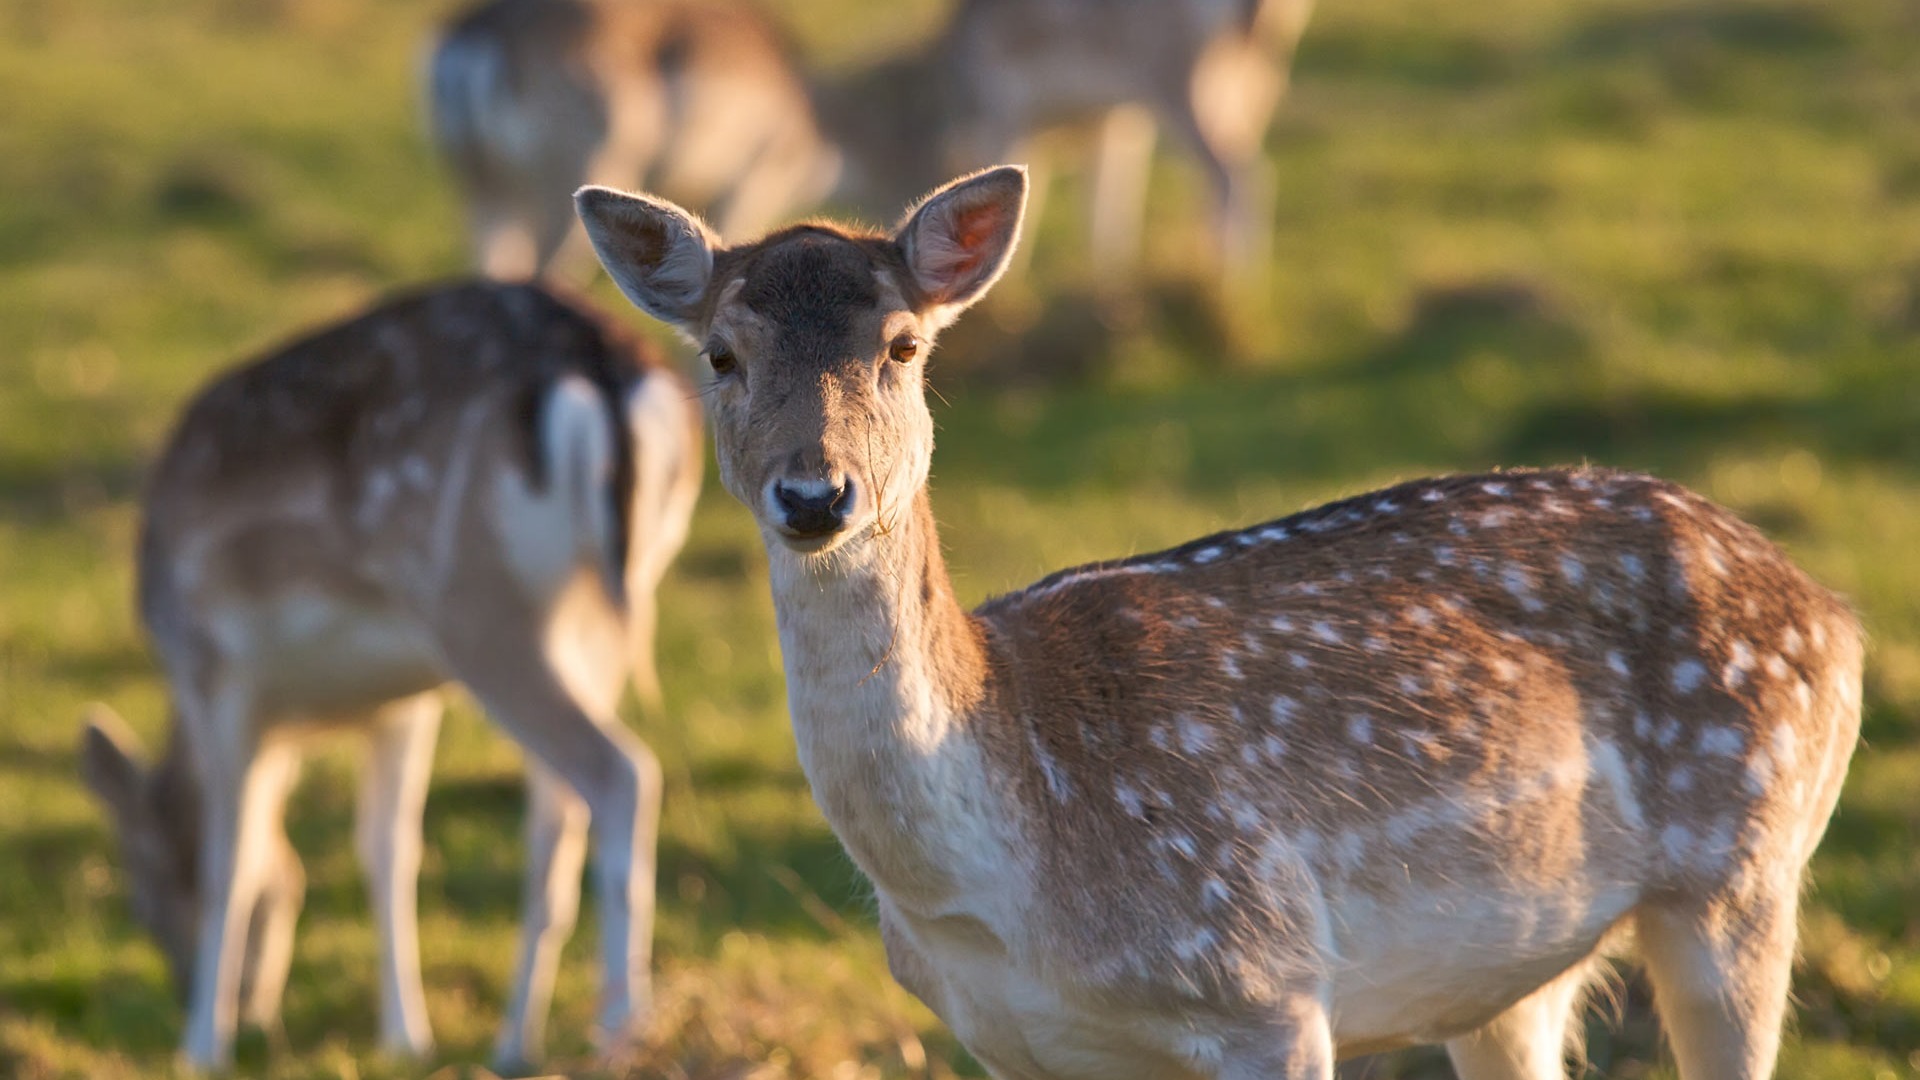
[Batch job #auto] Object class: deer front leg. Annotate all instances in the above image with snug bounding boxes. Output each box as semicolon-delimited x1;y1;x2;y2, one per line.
181;688;299;1070
493;764;590;1071
355;692;442;1058
441;612;662;1065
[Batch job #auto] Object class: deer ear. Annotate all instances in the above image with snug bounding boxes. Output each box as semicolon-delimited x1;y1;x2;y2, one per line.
895;165;1028;319
575;186;718;328
79;704;148;816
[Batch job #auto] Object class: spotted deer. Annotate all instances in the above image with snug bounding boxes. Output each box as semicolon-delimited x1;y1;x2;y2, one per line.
428;0;838;280
928;0;1316;277
575;166;1864;1079
77;281;702;1071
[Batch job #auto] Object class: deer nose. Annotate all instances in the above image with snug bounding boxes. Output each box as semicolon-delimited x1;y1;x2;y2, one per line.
772;477;855;538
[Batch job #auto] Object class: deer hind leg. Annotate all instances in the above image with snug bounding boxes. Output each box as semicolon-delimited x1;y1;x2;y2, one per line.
1178;41;1283;278
438;599;661;1063
237;831;305;1038
355;691;443;1057
493;763;590;1071
1086;104;1159;276
1635;882;1800;1080
1445;959;1598;1080
179;674;301;1070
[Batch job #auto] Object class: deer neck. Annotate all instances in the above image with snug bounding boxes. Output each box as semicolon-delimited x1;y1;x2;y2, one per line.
765;488;1017;912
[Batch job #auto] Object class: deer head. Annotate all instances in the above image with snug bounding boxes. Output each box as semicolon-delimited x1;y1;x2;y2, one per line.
80;706;199;998
576;166;1027;555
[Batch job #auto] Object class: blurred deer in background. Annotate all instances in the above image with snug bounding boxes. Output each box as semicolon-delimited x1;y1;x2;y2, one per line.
428;0;839;280
431;0;1312;287
928;0;1317;279
577;166;1863;1079
79;282;702;1071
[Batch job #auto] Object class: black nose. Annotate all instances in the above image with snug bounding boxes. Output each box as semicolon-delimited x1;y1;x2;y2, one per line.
774;480;853;537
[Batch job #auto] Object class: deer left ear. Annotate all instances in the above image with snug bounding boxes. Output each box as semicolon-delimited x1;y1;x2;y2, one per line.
895;165;1028;321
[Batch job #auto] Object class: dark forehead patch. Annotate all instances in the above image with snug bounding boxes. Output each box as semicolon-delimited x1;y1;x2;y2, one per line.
738;230;881;344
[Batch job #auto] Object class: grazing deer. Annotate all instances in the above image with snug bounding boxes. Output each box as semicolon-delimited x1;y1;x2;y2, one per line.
928;0;1316;277
78;281;703;1071
428;0;838;280
576;167;1863;1079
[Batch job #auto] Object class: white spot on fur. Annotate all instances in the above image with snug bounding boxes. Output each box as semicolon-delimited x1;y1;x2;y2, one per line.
1347;714;1374;744
1782;627;1804;656
1169;832;1199;860
1559;554;1585;585
1619;553;1646;580
1723;640;1755;688
1606;650;1631;678
1262;734;1288;762
1669;765;1694;793
1699;726;1744;757
1591;739;1646;830
1397;674;1424;696
1257;526;1290;543
1221;653;1243;680
1374;499;1399;514
1289;652;1311;670
1434;545;1457;566
1483;481;1509;496
1407;605;1433;627
1422;489;1445;502
1174;927;1219;960
1270;696;1298;725
1270;614;1296;634
1503;565;1545;611
1192;546;1224;564
1312;621;1341;644
1765;653;1790;679
1672;659;1707;694
1115;781;1145;818
1661;824;1694;864
1176;716;1216;755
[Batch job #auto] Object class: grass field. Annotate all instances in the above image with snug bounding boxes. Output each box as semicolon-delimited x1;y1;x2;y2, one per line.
2;0;1918;1076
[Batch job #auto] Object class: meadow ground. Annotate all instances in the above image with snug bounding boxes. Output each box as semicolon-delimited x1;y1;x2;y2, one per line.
1;0;1917;1076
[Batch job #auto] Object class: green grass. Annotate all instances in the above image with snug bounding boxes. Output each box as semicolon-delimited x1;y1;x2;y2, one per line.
2;0;1917;1076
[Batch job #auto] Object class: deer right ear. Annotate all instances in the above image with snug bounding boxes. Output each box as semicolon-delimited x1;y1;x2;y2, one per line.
895;165;1028;323
79;704;147;815
575;186;717;328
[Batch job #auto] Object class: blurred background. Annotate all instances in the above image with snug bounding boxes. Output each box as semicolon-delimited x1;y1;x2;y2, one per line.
2;0;1918;1076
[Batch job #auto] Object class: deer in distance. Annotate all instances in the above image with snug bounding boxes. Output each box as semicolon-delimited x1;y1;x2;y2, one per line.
428;0;839;280
429;0;1313;285
78;281;702;1071
575;165;1863;1079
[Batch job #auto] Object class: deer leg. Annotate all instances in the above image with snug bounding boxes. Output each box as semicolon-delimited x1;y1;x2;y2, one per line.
180;678;299;1070
1445;959;1596;1080
237;828;306;1038
472;196;541;282
355;691;442;1057
1086;104;1159;276
493;763;590;1070
1635;886;1799;1080
1216;995;1335;1080
440;613;661;1064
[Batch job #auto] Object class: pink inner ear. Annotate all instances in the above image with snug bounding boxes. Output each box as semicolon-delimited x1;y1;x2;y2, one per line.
945;201;1006;280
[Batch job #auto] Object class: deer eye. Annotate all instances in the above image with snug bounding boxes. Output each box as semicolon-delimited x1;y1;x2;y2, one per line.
705;344;737;376
888;333;921;364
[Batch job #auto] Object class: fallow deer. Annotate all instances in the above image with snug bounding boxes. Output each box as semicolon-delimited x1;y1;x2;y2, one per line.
575;167;1863;1079
78;281;703;1071
428;0;838;280
928;0;1317;277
